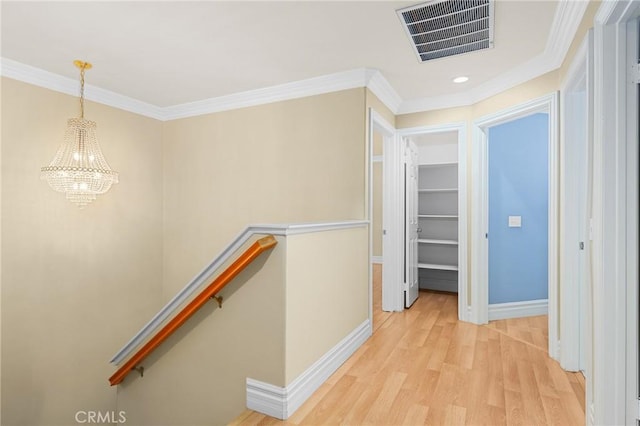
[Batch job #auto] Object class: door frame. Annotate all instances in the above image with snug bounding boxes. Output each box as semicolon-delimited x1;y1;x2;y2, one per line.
471;93;559;359
559;33;593;373
370;109;405;312
397;123;468;321
591;1;639;423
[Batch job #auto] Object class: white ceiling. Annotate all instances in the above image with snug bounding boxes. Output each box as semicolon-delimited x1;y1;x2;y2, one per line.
1;1;575;113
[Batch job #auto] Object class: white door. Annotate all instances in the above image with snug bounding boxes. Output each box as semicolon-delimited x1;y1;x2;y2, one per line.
405;138;419;307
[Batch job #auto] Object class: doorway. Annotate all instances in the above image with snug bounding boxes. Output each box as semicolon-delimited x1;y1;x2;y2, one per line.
487;113;550;313
370;109;403;317
471;93;559;358
399;124;468;321
372;114;467;319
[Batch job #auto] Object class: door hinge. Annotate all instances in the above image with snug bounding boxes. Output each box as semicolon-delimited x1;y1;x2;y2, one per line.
485;233;488;239
579;241;585;250
636;398;640;420
403;282;409;292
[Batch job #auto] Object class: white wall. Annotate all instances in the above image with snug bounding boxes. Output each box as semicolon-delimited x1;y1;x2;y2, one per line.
414;131;458;165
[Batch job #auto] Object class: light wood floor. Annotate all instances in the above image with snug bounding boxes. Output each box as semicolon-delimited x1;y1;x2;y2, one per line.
233;265;585;425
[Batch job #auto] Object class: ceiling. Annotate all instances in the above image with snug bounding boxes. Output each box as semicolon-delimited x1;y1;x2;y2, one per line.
1;1;580;115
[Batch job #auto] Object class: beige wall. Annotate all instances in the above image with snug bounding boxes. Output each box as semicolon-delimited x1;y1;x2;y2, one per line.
117;235;287;426
1;82;370;425
284;227;368;383
1;77;164;425
161;89;367;299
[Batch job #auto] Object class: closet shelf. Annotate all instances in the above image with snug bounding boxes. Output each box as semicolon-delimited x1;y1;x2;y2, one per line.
419;162;458;168
418;263;459;271
418;214;458;219
418;188;458;193
418;239;458;245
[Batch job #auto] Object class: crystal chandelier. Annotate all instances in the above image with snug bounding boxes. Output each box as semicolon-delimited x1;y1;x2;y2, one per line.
41;60;119;208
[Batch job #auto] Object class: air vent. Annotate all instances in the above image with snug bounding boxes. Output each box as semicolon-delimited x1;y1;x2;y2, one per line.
397;0;494;62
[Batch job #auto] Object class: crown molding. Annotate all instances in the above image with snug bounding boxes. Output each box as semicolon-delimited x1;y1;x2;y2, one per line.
1;59;394;121
0;57;166;120
397;0;589;115
365;69;402;114
544;0;590;68
162;68;371;120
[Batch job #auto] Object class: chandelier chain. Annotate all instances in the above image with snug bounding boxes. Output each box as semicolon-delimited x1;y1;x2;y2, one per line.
79;65;85;119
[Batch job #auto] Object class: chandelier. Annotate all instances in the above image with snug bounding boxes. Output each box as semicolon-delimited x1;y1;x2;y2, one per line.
41;60;119;208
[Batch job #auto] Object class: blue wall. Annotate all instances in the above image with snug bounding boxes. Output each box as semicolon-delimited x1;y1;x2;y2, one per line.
488;113;548;304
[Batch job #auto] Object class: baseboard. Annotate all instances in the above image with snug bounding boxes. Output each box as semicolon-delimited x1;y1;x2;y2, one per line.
246;319;371;420
551;338;561;362
371;256;383;264
488;299;548;321
459;304;472;322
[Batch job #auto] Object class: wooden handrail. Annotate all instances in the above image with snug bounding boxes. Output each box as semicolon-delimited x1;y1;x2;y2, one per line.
108;235;277;386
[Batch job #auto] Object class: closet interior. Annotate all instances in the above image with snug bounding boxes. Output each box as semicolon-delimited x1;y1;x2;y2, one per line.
414;131;459;294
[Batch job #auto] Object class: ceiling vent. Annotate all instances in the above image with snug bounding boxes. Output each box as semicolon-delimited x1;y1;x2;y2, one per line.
397;0;494;62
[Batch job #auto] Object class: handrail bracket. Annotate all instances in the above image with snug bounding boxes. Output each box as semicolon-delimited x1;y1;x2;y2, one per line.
211;295;223;308
133;366;144;378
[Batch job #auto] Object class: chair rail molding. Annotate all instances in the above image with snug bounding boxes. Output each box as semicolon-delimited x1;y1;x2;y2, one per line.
109;220;368;366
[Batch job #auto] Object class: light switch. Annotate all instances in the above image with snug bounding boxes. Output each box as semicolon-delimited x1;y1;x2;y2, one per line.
508;216;522;227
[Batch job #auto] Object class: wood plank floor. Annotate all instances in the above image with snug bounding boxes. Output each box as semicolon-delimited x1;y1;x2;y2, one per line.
486;314;549;352
232;266;585;425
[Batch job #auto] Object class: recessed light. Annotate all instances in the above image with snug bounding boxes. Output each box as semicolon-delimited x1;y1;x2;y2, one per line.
453;76;469;84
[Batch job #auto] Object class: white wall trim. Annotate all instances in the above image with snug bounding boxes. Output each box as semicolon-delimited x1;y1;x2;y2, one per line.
367;70;402;114
544;0;591;68
254;220;369;236
0;57;167;120
163;68;372;120
488;299;548;321
373;110;404;313
1;59;402;121
246;319;371;420
109;220;368;366
471;93;559;363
